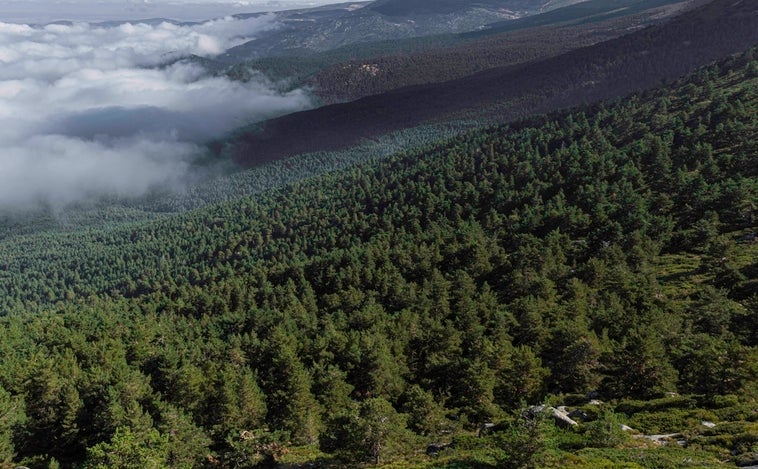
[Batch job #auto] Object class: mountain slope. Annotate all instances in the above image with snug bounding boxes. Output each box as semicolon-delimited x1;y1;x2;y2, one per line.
223;0;689;93
217;1;514;60
468;0;706;36
367;0;578;16
0;48;756;468
218;0;590;61
228;0;758;166
310;0;694;103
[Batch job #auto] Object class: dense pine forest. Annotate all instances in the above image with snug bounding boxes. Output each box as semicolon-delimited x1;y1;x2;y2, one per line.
0;47;757;468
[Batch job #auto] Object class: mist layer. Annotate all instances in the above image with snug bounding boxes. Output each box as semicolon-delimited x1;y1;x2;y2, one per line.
0;15;311;209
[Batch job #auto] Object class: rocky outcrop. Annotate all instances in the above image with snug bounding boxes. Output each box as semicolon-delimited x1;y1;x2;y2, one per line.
526;405;578;428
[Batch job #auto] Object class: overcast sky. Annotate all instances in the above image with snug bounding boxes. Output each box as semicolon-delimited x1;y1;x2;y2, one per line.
0;0;343;23
0;13;314;209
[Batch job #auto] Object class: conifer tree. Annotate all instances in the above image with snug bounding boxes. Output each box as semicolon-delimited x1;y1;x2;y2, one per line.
261;327;322;445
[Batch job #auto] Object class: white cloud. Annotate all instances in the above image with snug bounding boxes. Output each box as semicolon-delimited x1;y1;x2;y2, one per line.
0;15;312;210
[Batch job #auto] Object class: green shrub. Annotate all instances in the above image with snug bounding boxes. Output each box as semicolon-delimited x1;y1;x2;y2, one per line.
700;421;757;436
553;450;644;468
451;434;488;450
689;421;758;456
576;405;601;422
493;413;554;469
551;428;589;451
585;410;629;448
628;408;718;434
616;396;696;415
575;447;722;469
708;394;740;409
319;398;413;464
712;403;756;422
562;394;590;406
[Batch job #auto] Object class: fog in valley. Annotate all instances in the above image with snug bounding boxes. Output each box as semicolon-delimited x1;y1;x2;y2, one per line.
0;14;312;209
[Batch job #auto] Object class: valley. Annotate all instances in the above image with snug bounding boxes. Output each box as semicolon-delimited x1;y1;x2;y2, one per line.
0;0;756;467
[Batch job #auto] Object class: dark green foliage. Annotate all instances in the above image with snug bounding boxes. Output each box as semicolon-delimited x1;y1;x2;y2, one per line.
320;398;411;464
494;345;550;408
259;327;322;446
19;359;85;464
600;328;679;399
0;48;756;467
0;386;24;465
689;420;758;463
585;410;629;448
672;333;757;397
493;412;553;469
626;407;718;435
81;427;169;469
356;398;412;465
156;405;211;468
572;446;724;468
204;365;267;441
615;396;697;416
400;384;449;436
220;429;289;468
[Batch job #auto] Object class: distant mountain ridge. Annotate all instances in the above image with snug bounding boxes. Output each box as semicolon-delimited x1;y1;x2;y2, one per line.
309;0;695;104
228;0;758;166
217;0;585;60
367;0;572;16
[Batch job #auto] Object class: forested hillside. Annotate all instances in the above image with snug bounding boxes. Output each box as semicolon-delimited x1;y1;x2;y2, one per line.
0;47;756;468
232;0;691;101
228;0;758;164
311;0;694;103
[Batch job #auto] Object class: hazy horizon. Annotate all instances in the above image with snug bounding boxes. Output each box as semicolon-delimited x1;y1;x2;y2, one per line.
0;0;346;24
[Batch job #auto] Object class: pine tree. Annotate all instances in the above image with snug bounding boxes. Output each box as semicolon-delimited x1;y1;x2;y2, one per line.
600;328;678;398
81;427;168;469
0;386;24;466
20;358;84;463
261;327;322;445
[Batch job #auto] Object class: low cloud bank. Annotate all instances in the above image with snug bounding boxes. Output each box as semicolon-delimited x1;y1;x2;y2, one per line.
0;15;311;209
